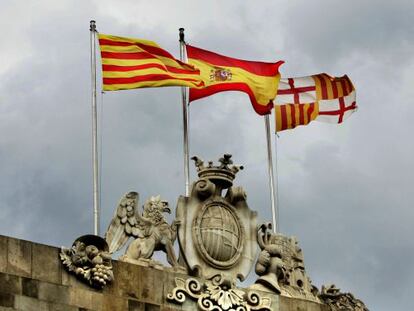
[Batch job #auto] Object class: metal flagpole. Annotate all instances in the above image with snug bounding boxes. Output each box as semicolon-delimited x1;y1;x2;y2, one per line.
179;28;190;196
90;20;100;235
264;114;278;233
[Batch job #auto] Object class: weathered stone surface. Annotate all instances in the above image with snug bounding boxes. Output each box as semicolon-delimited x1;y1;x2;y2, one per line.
49;302;79;311
101;294;128;311
145;303;161;311
68;287;103;310
22;278;38;298
140;266;163;305
7;238;31;277
38;282;70;304
14;294;49;311
280;296;329;311
103;260;141;299
0;236;7;273
0;273;21;295
128;299;143;311
32;243;61;284
0;293;14;308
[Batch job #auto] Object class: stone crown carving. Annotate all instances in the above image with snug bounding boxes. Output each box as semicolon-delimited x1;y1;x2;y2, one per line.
191;154;243;188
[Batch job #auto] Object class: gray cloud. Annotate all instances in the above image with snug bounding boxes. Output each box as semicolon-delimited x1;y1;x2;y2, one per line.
0;1;412;310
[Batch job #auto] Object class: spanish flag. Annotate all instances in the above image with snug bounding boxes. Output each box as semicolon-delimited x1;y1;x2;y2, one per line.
186;45;284;115
275;74;357;132
98;34;204;91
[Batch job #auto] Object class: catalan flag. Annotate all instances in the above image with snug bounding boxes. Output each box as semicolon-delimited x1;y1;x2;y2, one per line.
275;74;357;131
98;34;204;91
186;45;284;115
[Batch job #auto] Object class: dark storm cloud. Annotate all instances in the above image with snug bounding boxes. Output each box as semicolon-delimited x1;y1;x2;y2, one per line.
0;1;412;311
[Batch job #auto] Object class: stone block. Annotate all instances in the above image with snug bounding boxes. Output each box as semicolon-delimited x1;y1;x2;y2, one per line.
6;238;31;278
48;302;79;311
279;295;328;311
38;281;70;304
22;278;38;298
0;293;14;308
104;261;141;299
128;299;144;311
0;273;21;295
144;303;160;311
140;267;163;305
160;306;180;311
61;268;93;292
0;236;7;273
68;287;103;310
14;295;49;311
101;295;127;311
32;243;61;284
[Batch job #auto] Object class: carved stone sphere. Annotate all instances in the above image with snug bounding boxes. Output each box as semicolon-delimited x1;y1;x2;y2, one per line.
195;203;243;268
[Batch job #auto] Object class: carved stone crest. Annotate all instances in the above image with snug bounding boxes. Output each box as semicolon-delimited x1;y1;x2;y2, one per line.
176;154;257;282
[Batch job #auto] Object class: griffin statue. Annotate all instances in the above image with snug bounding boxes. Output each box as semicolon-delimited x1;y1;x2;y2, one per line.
104;192;180;267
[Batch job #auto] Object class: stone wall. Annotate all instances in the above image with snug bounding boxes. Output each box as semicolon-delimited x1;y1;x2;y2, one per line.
0;235;329;311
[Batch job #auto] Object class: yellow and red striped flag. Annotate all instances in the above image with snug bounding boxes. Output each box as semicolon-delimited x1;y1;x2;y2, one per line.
98;34;204;91
275;74;357;131
186;45;284;115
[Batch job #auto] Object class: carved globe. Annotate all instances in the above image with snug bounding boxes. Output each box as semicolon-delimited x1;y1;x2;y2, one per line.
194;202;244;268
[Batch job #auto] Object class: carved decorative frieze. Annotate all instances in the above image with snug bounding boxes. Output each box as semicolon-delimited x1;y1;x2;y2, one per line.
167;276;272;311
60;235;113;289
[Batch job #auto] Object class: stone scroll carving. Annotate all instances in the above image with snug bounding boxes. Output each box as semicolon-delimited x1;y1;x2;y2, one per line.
167;275;272;311
251;223;319;302
104;192;180;267
60;235;113;289
319;284;369;311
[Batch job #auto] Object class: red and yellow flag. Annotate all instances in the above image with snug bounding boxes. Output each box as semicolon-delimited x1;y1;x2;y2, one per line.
98;34;204;91
275;74;356;131
275;102;319;132
186;45;284;115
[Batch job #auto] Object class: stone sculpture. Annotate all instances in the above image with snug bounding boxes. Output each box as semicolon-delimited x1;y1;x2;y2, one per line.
176;154;258;282
58;151;369;311
251;223;319;302
319;284;369;311
60;235;113;288
105;192;180;267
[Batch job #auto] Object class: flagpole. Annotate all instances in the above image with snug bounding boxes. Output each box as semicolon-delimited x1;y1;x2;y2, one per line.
179;28;190;196
90;20;100;236
264;114;278;233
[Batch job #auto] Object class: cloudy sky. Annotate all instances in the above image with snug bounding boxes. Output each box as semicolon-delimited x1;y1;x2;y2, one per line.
1;0;413;309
